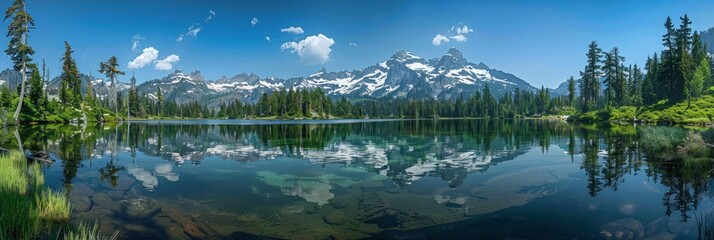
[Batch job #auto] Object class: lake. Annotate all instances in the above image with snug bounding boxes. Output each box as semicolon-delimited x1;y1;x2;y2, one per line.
9;119;714;239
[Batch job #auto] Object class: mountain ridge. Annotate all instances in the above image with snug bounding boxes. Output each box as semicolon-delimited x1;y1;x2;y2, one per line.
0;48;539;107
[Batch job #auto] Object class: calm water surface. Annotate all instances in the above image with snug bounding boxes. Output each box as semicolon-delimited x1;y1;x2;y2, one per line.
9;119;714;239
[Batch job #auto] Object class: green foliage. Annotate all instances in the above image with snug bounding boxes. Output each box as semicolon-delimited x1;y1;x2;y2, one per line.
60;41;81;107
639;126;688;160
0;151;110;239
4;0;35;71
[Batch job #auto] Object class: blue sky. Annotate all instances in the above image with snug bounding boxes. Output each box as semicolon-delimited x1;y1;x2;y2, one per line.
1;0;713;88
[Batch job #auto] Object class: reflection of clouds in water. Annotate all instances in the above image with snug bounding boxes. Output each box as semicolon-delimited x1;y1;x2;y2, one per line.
256;171;358;206
617;202;636;215
205;144;283;161
155;163;179;182
127;166;158;190
281;180;334;206
127;164;180;190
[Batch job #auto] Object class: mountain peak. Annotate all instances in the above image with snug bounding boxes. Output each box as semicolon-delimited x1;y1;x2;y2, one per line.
446;47;463;58
390;49;421;62
309;67;328;78
439;47;467;66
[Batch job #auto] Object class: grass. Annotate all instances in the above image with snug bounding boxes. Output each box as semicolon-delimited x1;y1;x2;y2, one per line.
572;89;714;125
35;189;71;223
0;151;113;239
639;126;688;154
639;126;714;165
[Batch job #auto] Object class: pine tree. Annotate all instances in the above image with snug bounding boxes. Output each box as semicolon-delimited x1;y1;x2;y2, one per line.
0;85;12;109
686;57;708;109
567;76;576;108
99;56;125;117
60;42;81;107
85;73;95;106
677;14;694;103
579;41;602;112
27;63;43;110
629;64;643;107
659;16;678;101
156;86;163;118
128;73;138;117
4;0;34;123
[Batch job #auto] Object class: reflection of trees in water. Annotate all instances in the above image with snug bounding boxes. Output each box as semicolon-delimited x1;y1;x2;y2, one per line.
649;163;711;223
7;120;714;224
573;124;713;223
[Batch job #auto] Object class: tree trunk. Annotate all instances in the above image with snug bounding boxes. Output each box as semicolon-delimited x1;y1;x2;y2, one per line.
14;127;23;153
14;62;26;124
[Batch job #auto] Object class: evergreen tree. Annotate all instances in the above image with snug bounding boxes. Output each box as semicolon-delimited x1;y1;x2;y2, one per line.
128;73;138;117
676;14;694;103
85;73;95;106
0;85;13;109
659;16;678;101
567;76;576;108
579;41;602;112
60;41;81;107
99;56;125;116
4;0;34;123
629;64;643;107
156;86;163;117
27;63;42;110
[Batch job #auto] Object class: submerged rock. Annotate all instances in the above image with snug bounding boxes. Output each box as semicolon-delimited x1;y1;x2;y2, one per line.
599;218;644;240
92;192;117;211
323;211;346;225
70;184;95;198
71;196;92;212
116;198;162;220
107;190;125;200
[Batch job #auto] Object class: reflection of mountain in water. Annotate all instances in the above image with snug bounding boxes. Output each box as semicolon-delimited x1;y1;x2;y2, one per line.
6;120;714;237
121;120;571;188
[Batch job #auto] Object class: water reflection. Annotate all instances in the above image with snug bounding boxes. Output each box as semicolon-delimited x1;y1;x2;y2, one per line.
3;119;712;239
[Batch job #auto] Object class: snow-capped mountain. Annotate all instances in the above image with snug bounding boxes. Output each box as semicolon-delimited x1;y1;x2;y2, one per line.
131;48;535;106
46;74;130;100
0;48;537;106
136;70;214;104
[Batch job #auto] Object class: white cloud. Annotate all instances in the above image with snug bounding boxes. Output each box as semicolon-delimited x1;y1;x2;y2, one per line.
433;24;474;46
177;24;202;42
128;47;159;69
131;34;145;52
452;25;473;35
154;54;180;71
265;36;271;41
205;10;216;22
432;34;450;46
251;17;259;26
450;34;467;42
187;24;202;37
349;42;358;48
281;34;335;65
281;26;304;35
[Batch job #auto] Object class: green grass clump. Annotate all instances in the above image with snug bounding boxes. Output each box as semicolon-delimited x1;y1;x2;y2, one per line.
0;151;30;195
0;151;112;239
639;126;689;161
64;222;119;240
35;189;71;223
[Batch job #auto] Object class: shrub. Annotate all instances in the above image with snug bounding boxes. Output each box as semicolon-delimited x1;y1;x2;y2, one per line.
639;126;688;159
677;132;712;159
